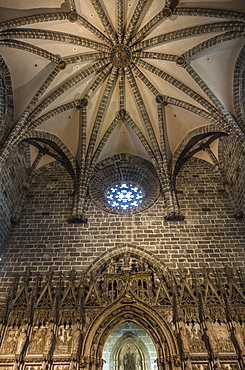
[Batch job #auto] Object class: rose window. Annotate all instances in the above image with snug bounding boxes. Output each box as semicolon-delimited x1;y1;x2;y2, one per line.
106;183;144;210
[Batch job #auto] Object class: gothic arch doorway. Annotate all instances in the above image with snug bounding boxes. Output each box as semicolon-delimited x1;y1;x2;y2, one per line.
103;322;157;370
81;248;179;369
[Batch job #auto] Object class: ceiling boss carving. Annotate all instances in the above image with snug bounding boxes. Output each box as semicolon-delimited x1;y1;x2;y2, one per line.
110;44;132;68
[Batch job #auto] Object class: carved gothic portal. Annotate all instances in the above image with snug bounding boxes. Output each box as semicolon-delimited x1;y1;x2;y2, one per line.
0;246;244;370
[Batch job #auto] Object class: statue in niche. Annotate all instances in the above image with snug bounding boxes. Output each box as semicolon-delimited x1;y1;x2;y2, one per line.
123;348;136;370
108;259;115;273
1;327;19;354
123;252;130;270
179;324;190;355
186;324;206;352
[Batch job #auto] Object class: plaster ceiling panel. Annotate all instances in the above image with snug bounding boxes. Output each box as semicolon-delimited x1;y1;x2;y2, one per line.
191;38;245;115
36;155;55;169
37;108;79;156
165;104;212;153
135;64;211;112
193;148;213;163
97;121;151;162
140;58;214;105
75;1;109;35
0;47;53;120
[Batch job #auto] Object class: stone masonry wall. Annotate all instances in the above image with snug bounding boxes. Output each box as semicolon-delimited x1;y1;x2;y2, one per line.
219;135;245;213
0;157;244;302
0;143;29;253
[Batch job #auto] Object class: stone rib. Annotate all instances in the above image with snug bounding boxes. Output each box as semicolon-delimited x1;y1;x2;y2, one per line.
125;66;162;164
0;28;110;52
0;12;68;32
118;69;125;109
90;0;117;44
134;58;222;120
0;39;59;63
84;64;113;99
132;22;245;51
67;0;76;11
131;63;221;126
77;15;112;46
117;0;124;44
183;31;245;59
77;115;122;214
64;52;107;64
28;59;109;125
16;101;80;144
175;7;245;22
129;8;167;47
0;66;60;160
123;0;148;45
85;66;118;167
133;51;177;62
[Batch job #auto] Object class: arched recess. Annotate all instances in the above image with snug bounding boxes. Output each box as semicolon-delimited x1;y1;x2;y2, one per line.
104;325;155;370
86;243;166;277
81;301;178;370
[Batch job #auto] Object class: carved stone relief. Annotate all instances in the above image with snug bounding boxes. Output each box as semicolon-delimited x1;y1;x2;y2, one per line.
186;324;206;353
0;326;22;354
54;325;72;355
28;325;48;354
212;323;234;352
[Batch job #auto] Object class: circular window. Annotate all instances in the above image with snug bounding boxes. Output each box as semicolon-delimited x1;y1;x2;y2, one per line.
106;183;144;210
89;154;161;214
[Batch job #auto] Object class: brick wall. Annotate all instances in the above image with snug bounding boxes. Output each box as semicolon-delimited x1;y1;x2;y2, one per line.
0;152;244;302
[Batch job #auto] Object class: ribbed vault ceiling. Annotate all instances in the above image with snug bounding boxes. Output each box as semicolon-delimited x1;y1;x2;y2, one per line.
0;0;244;217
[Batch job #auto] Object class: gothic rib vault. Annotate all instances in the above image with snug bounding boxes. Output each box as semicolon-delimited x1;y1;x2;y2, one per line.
0;0;244;221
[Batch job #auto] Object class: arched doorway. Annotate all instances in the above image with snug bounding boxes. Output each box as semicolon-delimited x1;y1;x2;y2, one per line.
81;246;179;369
103;322;157;370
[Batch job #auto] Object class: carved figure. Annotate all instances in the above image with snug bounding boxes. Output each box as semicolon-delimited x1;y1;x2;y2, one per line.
214;358;223;370
138;257;146;272
71;327;81;358
16;329;27;359
123;348;136;370
108;259;115;274
179;324;190;354
206;321;218;353
43;327;54;359
232;325;245;355
123;252;130;270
